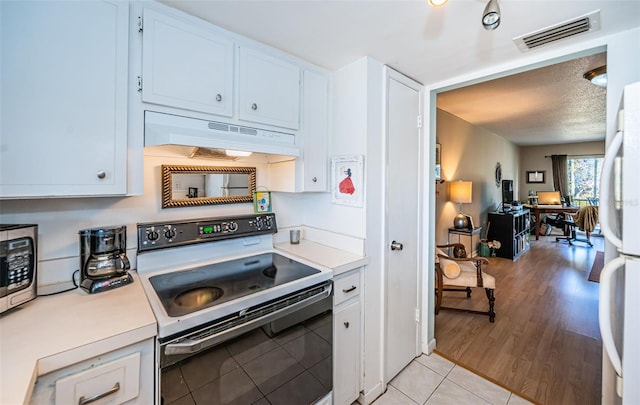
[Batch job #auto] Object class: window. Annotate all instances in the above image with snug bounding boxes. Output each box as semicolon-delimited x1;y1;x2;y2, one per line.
567;156;603;207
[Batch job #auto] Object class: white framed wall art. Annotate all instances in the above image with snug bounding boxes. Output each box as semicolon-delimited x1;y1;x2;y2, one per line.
331;155;364;207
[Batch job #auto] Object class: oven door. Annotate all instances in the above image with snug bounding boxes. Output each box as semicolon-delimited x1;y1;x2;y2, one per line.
159;281;333;405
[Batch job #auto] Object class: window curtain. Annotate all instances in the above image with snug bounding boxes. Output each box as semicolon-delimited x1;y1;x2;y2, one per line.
551;154;569;198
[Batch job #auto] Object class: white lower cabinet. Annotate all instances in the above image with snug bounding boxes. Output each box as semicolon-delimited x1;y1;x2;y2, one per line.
29;339;155;405
333;269;362;405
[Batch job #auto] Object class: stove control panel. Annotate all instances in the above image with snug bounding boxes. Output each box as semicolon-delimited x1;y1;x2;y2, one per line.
137;213;277;252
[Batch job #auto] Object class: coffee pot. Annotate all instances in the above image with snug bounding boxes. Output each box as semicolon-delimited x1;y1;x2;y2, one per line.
79;226;133;293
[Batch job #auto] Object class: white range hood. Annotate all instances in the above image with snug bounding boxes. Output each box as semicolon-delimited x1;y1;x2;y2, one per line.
144;111;300;157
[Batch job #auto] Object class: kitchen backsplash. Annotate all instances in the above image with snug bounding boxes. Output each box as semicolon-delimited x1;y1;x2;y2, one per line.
0;151;305;294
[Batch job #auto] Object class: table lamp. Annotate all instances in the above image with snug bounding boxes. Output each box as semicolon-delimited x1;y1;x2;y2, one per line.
450;180;472;229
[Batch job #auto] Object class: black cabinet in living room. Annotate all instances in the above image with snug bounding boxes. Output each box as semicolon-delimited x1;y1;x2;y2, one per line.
487;209;531;260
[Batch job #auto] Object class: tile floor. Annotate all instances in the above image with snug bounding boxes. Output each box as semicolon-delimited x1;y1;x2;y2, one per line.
160;310;533;405
161;312;333;405
372;353;535;405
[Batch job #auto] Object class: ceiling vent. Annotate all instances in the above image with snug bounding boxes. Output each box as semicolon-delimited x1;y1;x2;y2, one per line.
513;10;600;52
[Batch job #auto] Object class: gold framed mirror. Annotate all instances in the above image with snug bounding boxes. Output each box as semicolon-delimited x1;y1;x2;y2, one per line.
162;165;256;208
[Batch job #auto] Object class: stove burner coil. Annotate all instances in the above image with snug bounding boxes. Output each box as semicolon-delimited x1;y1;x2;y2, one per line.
174;287;223;308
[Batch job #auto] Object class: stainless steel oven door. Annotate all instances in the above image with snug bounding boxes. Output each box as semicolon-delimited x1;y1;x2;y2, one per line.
159;281;333;405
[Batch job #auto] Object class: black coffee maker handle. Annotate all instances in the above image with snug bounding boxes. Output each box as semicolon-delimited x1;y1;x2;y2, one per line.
119;252;131;270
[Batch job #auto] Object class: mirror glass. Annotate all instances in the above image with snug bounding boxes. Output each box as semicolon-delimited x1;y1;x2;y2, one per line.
162;165;256;208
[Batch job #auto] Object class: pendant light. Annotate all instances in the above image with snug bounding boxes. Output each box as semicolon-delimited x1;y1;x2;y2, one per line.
482;0;501;30
428;0;448;6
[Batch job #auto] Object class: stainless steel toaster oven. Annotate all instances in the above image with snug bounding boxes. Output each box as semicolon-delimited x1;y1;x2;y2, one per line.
1;224;37;314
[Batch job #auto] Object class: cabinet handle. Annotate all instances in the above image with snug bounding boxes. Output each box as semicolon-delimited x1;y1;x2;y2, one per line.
344;322;350;328
312;177;317;183
342;285;357;293
78;382;120;405
251;103;258;111
216;93;222;102
96;171;106;179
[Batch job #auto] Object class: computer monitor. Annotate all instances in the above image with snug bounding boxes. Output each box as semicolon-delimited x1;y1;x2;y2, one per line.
502;180;513;204
537;191;562;205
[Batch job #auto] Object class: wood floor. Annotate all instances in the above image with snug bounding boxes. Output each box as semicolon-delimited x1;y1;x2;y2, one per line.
434;232;603;405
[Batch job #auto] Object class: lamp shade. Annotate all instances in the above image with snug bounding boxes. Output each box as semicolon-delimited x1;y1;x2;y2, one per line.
450;181;472;203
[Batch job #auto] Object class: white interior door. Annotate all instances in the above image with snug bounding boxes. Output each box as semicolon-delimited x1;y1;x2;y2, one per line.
385;68;422;381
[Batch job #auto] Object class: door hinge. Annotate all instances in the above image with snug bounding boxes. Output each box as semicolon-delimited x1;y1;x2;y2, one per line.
137;76;143;92
416;114;423;128
415;308;420;323
137;16;143;32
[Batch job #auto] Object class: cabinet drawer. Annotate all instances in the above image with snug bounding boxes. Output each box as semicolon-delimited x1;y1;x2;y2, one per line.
55;352;140;405
333;271;360;306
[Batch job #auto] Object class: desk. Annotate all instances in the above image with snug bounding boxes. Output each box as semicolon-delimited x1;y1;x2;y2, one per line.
448;227;482;257
527;205;579;240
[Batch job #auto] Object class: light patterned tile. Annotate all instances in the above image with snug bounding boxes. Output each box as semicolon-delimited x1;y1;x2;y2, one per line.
447;365;511;405
507;393;536;404
415;353;455;377
426;379;492;405
389;360;445;404
372;385;418;405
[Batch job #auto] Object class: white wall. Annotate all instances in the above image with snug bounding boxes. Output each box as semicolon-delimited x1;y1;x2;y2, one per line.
0;150;278;293
518;141;605;201
435;109;519;246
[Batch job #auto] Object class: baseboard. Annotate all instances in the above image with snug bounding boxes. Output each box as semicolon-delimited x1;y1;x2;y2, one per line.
359;382;385;405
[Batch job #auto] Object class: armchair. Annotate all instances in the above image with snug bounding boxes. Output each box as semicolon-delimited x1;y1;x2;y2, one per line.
435;243;496;322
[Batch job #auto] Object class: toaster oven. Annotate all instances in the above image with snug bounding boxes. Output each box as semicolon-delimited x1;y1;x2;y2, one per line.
0;224;37;314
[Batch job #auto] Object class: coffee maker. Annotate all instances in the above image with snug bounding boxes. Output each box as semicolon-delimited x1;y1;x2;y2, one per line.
79;226;133;294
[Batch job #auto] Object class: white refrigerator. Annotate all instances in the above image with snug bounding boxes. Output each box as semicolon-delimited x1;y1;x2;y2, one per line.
599;81;640;404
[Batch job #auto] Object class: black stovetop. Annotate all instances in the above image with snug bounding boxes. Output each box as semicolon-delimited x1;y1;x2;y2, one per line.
149;253;320;317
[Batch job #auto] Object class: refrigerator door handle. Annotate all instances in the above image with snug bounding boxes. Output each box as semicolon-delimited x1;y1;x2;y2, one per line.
599;255;625;380
599;130;624;249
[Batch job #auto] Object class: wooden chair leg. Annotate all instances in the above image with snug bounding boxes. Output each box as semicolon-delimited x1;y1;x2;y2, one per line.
485;288;496;323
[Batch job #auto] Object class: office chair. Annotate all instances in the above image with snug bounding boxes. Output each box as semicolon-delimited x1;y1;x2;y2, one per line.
555;206;598;247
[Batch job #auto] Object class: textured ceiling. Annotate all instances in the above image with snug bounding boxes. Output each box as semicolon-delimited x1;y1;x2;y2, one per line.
437;53;607;145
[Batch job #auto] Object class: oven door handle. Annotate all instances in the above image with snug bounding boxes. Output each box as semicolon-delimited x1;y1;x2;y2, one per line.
164;284;332;356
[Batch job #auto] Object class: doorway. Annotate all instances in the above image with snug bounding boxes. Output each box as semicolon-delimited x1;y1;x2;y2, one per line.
427;49;608;403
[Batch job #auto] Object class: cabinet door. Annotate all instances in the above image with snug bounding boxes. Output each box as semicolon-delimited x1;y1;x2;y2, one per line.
141;8;234;117
334;299;361;405
300;70;328;191
0;1;128;197
238;47;300;129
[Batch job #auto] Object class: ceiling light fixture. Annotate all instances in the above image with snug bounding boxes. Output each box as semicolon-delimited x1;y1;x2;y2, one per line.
482;0;501;30
583;65;607;87
428;0;448;6
225;149;252;157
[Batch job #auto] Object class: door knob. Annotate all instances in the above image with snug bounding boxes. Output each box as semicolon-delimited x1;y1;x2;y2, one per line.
390;241;404;251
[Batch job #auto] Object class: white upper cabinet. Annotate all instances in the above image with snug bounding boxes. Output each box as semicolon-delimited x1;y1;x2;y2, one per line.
0;0;129;197
267;69;328;192
300;70;329;191
140;8;234;117
238;47;301;130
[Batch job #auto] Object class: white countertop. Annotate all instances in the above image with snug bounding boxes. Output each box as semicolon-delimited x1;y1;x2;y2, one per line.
274;239;369;276
0;272;157;405
0;241;365;404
